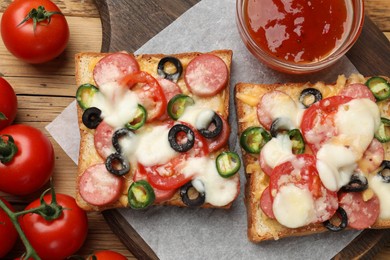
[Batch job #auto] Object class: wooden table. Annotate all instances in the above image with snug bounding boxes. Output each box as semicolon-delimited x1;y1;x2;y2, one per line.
0;0;389;259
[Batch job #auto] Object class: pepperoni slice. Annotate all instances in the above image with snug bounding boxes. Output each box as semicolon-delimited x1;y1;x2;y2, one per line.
260;186;275;219
339;192;380;230
157;78;182;121
339;83;376;102
94;121;115;159
134;165;177;203
259;150;273;176
184;54;228;97
205;113;230;152
358;138;384;174
78;163;123;206
93;53;140;87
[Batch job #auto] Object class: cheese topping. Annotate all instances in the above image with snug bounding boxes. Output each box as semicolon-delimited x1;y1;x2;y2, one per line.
272;184;315;228
181;157;239;207
369;175;390;219
261;134;294;169
92;82;139;128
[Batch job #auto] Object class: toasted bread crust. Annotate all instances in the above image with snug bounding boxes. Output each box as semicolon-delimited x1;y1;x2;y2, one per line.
235;74;390;242
75;50;234;211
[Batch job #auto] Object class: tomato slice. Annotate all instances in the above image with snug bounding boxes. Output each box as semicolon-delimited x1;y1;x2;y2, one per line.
300;95;352;154
269;154;338;223
122;71;167;122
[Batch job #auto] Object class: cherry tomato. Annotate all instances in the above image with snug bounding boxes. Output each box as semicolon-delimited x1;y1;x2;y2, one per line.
122;71;167;121
88;250;127;260
0;197;18;258
0;77;17;130
269;154;338;222
0;124;55;195
300;95;352;154
19;194;88;260
1;0;69;63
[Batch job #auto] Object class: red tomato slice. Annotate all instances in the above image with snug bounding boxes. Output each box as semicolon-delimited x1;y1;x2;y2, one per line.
141;157;192;190
133;167;177;203
339;192;380;230
205;112;230;152
94;121;115;159
123;71;167;122
300;95;353;154
269;154;338;223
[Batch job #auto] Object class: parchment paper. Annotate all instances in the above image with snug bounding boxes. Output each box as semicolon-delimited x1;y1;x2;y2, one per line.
46;0;362;259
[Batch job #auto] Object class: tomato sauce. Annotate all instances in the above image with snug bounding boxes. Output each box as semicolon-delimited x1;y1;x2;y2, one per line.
244;0;348;63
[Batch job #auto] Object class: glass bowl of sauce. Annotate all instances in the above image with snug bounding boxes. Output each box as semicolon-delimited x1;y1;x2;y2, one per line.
236;0;364;74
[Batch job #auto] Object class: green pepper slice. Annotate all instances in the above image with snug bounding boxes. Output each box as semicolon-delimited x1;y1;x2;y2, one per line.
128;180;155;209
240;126;271;154
167;94;195;120
366;77;390;101
288;129;305;154
125;104;147;130
76;83;99;110
216;151;241;178
375;117;390;143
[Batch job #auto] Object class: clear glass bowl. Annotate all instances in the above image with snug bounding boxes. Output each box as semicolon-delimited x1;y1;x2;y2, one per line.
236;0;365;74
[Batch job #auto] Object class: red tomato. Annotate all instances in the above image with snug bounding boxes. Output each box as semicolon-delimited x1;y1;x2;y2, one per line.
0;77;17;130
19;194;88;260
0;197;18;258
269;154;338;222
300;95;352;154
1;0;69;63
88;250;127;260
122;71;167;121
0;124;55;195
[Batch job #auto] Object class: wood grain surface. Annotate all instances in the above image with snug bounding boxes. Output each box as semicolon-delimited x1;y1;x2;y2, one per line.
0;0;389;259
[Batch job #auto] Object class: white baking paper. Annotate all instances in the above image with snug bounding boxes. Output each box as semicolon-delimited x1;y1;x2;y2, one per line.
46;0;362;259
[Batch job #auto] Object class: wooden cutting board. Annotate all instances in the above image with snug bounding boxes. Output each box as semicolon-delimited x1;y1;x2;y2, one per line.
94;0;390;259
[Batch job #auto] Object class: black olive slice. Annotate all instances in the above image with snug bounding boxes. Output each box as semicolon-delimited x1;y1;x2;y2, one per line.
341;173;368;192
378;160;390;183
105;153;130;176
270;117;294;137
197;112;223;139
168;124;195;152
180;181;205;207
299;88;322;108
82;107;102;129
112;128;134;154
323;207;348;232
157;56;183;82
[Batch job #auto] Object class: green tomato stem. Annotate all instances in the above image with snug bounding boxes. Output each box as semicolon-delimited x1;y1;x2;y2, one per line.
0;199;41;260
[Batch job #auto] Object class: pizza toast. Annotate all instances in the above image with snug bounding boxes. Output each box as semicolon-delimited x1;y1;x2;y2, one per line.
75;50;240;211
235;74;390;242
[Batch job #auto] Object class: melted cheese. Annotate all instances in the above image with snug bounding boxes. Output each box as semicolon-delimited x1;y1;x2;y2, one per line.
261;134;294;169
266;92;304;128
369;175;390;219
92;82;139;128
272;184;315;228
181;157;239;207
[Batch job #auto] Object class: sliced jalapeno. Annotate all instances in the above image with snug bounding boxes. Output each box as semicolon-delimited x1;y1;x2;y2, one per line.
76;83;99;110
167;94;195;120
288;129;305;154
375;117;390;143
240;126;271;154
82;107;102;129
323;207;348;232
128;180;155;209
299;88;322;108
125;104;147;130
157;56;183;82
216;151;241;178
366;76;390;101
